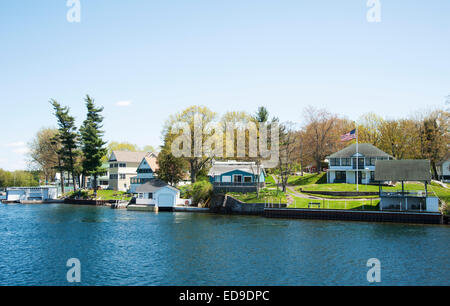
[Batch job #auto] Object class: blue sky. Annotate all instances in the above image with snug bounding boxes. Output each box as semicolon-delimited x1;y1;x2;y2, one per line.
0;0;449;170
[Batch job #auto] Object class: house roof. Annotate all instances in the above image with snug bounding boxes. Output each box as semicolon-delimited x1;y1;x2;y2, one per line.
135;179;179;193
141;155;159;172
208;161;265;176
327;143;392;159
437;152;450;166
109;151;153;163
374;160;432;182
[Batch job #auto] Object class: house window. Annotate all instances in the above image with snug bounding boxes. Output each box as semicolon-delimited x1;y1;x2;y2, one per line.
119;174;126;180
119;163;126;168
330;158;340;166
361;172;366;179
335;171;346;181
222;176;231;183
370;172;375;181
148;193;153;199
109;174;118;180
341;158;351;166
244;176;252;183
234;175;242;183
138;193;144;199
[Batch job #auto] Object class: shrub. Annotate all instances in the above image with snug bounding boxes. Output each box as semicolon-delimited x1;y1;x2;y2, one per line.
191;181;213;206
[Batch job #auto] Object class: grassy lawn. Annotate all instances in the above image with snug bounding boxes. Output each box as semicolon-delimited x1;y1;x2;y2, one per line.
228;188;287;204
287;173;327;186
265;175;277;188
65;190;133;201
288;195;380;211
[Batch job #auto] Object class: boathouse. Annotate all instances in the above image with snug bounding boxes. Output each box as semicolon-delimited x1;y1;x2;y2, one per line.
5;186;58;202
135;179;181;210
375;160;439;212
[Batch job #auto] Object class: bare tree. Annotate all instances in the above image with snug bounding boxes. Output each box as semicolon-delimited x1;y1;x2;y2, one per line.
278;122;298;192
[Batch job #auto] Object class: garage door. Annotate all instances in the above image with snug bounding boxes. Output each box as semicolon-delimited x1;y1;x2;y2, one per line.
158;193;174;207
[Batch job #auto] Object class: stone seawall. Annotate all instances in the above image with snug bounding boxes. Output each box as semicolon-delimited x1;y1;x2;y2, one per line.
210;194;270;215
265;208;444;225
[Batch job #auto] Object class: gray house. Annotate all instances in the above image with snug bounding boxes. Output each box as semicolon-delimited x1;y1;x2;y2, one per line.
326;143;393;184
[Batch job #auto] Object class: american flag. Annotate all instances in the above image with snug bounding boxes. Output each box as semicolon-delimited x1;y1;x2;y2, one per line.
341;129;356;142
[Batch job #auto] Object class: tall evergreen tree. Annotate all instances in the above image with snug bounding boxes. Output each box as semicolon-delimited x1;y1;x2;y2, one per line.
50;100;79;190
79;95;107;196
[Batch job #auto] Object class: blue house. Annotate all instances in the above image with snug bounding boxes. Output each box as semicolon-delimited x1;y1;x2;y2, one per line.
208;161;266;193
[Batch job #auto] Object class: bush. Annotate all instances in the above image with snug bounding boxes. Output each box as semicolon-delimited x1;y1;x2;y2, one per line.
179;185;193;199
191;181;213;206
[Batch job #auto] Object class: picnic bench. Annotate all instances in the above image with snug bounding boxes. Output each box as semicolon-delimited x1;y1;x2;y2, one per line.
308;202;321;209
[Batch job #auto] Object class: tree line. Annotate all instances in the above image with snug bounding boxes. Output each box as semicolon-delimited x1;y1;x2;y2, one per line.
156;104;449;192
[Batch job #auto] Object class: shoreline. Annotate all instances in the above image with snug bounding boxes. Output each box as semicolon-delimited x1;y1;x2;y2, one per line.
2;199;447;225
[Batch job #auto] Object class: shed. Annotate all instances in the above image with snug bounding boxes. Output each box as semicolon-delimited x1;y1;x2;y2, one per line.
374;160;438;212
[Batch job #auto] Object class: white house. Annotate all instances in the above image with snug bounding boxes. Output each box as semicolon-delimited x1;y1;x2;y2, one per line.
327;143;393;184
436;156;450;183
108;151;156;192
135;179;182;211
129;154;159;194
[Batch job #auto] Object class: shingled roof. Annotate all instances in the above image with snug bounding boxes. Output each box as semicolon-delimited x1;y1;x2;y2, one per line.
327;143;392;159
135;179;179;193
208;161;264;176
374;160;432;182
109;151;152;163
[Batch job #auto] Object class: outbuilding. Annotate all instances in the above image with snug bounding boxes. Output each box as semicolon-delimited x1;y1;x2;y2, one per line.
375;160;439;212
135;179;181;211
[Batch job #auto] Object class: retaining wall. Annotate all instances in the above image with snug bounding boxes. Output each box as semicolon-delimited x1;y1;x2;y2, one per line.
264;208;443;225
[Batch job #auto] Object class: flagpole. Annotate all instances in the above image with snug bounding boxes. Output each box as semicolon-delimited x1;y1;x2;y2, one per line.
356;122;359;192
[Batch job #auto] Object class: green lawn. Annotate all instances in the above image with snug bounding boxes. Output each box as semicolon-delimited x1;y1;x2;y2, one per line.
287;173;327;186
65;190;133;201
288;195;380;211
228;189;287;204
265;175;277;188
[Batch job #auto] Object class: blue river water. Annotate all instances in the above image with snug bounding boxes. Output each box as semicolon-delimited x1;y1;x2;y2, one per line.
0;203;449;286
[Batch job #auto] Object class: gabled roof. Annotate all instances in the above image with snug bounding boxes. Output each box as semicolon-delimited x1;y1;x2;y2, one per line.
135;179;179;193
375;160;432;182
139;155;159;172
109;151;152;163
327;143;392;159
208;161;265;176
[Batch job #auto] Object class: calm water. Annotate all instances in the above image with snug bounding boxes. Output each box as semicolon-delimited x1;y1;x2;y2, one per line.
0;203;449;286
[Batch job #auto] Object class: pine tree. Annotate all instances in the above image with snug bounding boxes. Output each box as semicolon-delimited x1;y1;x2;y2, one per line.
50;100;79;191
79;95;107;196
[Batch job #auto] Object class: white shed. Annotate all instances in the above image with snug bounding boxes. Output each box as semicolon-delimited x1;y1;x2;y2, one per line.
135;179;180;210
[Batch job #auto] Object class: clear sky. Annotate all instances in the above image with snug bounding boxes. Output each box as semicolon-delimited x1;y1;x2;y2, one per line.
1;0;449;170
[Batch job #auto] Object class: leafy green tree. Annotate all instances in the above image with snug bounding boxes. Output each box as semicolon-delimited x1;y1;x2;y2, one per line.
50;100;79;190
79;95;107;196
156;150;187;187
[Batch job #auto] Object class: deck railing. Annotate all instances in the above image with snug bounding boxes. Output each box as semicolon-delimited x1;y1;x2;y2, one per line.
213;182;265;188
